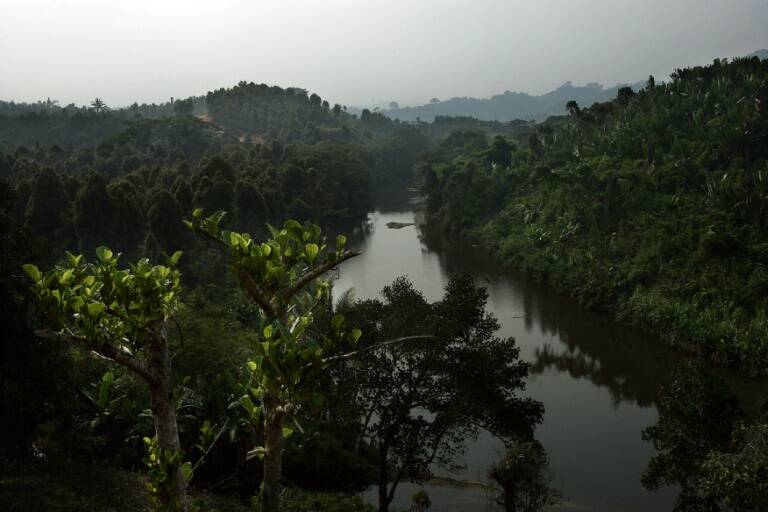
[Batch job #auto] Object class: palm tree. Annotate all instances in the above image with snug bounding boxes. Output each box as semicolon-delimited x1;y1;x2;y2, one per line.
90;97;108;112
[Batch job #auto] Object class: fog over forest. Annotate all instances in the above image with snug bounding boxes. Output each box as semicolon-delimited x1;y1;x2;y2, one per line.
1;0;766;107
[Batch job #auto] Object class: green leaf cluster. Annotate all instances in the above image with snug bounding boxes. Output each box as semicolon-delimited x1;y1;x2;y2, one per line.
24;247;182;350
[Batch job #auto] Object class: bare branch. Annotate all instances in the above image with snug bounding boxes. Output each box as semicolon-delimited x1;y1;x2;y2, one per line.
34;329;155;383
190;418;229;477
323;335;434;366
282;250;361;304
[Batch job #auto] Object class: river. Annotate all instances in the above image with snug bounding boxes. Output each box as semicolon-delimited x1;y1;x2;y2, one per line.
331;193;762;512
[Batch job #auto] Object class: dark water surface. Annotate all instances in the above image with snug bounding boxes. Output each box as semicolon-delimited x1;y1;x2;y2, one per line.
332;196;761;512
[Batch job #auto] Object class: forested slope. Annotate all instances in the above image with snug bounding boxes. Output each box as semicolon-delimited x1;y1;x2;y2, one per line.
422;56;768;371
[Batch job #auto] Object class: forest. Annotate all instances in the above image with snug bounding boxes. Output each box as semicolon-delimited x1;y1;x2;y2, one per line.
422;56;768;371
1;54;768;512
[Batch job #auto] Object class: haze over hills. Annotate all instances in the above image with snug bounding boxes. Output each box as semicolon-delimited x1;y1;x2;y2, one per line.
375;49;768;123
377;81;644;122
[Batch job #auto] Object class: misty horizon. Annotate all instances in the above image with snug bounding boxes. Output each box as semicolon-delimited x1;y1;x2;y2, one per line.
1;0;766;109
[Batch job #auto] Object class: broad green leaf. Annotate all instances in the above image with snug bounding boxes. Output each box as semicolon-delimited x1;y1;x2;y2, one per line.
336;234;347;250
22;264;41;282
263;324;273;339
182;462;193;482
210;210;227;226
331;314;345;331
285;219;302;231
350;328;362;344
305;243;319;262
96;246;113;263
282;426;294;438
87;302;105;317
169;251;183;265
59;269;74;285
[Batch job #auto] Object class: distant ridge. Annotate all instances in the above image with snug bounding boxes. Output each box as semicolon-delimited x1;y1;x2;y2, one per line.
380;81;643;123
381;48;768;123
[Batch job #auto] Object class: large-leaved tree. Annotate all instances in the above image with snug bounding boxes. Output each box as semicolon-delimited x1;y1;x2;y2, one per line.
24;247;190;511
188;210;361;512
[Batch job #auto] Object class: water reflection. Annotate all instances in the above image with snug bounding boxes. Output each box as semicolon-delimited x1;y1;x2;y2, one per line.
334;194;762;512
415;210;679;410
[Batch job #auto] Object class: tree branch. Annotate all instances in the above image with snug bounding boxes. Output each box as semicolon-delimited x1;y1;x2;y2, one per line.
34;329;155;383
238;269;278;318
282;250;361;304
323;335;434;366
192;225;228;248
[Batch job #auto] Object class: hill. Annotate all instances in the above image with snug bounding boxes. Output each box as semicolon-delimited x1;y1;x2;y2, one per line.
382;81;643;123
421;56;768;372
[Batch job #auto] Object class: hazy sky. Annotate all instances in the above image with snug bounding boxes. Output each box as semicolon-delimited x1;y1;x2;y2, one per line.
1;0;766;107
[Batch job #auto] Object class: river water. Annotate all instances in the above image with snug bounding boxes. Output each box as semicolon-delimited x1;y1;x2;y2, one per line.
332;194;762;512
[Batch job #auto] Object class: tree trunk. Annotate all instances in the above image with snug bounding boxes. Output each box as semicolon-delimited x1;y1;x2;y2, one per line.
378;481;390;512
148;335;188;511
262;392;285;512
377;444;391;512
501;484;517;512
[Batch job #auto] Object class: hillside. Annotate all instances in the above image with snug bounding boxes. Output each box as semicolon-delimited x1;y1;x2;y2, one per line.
421;56;768;372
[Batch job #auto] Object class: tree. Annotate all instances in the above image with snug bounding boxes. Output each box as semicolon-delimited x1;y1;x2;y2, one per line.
235;179;269;229
148;190;188;253
189;210;361;512
488;441;559;512
565;101;585;158
565;100;580;117
388;101;400;110
90;98;108;112
0;181;74;461
335;275;543;512
171;176;194;213
699;418;768;511
24;247;190;510
173;98;194;117
193;176;234;213
616;86;635;106
527;133;544;161
487;135;513;167
642;362;742;511
24;168;73;249
647;75;656;92
74;173;116;255
107;180;146;254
